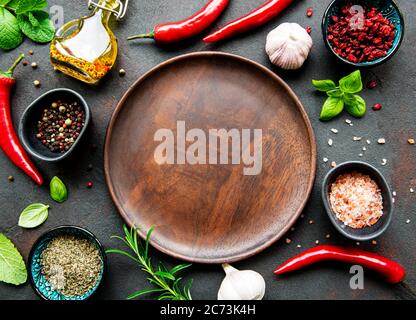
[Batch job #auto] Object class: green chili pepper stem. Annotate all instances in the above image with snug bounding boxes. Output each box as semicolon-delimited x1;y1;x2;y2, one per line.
7;54;25;75
127;32;155;41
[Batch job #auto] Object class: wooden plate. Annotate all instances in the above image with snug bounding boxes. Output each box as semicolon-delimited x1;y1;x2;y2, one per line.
104;52;316;263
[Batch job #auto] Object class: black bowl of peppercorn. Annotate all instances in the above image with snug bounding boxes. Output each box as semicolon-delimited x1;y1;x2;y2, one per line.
19;88;91;162
322;0;404;67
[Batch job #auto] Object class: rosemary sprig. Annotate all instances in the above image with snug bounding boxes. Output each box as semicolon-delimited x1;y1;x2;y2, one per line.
106;225;193;300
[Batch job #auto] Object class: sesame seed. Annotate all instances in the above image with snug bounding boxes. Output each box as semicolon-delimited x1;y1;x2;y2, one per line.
353;136;362;141
392;197;395;203
410;188;414;193
31;62;38;69
359;153;363;157
406;219;410;224
315;240;320;245
381;159;387;166
325;234;331;239
362;146;367;151
393;191;397;196
356;242;360;246
309;220;314;224
345;119;352;124
33;80;40;87
408;138;415;145
366;140;371;145
328;139;333;146
296;244;302;248
285;238;292;244
331;161;337;168
323;157;329;163
331;128;338;134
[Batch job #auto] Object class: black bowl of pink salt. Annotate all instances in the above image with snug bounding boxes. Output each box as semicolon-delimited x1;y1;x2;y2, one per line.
322;161;393;241
322;0;404;67
19;88;91;162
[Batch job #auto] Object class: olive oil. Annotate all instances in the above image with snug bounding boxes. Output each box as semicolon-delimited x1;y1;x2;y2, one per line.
50;0;119;84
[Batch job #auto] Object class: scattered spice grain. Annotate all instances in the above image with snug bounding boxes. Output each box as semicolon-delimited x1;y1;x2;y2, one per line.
408;138;415;145
8;175;14;182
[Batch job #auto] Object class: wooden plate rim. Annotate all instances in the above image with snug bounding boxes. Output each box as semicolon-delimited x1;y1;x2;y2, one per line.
104;51;317;264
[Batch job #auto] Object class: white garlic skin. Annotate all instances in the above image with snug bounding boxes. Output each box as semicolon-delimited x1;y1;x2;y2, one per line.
265;22;313;70
217;264;266;300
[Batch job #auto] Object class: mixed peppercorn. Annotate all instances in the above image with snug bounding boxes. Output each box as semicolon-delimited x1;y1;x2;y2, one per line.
327;5;396;63
36;101;85;153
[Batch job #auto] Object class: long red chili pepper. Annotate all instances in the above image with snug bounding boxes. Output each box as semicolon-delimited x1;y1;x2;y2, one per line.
128;0;229;44
0;54;43;185
274;245;406;284
203;0;294;43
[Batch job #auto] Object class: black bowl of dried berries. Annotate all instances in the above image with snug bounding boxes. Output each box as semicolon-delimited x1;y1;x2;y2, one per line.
19;88;91;162
322;0;404;67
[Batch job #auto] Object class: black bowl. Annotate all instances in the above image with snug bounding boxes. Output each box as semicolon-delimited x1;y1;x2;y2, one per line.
28;226;107;300
18;88;91;162
322;161;393;241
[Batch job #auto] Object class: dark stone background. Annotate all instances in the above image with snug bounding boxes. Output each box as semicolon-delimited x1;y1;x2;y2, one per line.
0;0;415;300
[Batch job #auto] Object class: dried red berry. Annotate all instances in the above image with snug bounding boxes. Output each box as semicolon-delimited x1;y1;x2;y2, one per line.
307;7;313;17
306;26;312;34
372;103;382;111
86;181;93;188
327;5;395;63
366;80;378;89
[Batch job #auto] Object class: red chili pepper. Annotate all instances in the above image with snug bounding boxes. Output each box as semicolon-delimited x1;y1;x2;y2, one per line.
0;54;43;185
128;0;229;44
203;0;294;43
274;245;406;284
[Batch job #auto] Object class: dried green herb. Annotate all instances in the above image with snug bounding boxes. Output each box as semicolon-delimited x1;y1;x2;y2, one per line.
41;235;102;296
107;225;193;300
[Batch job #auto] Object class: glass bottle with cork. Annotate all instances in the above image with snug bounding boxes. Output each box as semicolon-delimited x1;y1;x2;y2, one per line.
50;0;128;84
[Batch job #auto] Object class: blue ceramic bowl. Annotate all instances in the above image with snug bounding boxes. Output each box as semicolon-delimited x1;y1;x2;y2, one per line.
28;226;106;300
322;0;404;67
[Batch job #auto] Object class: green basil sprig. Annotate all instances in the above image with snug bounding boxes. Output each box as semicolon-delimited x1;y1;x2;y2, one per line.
50;176;68;203
18;203;49;228
312;70;366;121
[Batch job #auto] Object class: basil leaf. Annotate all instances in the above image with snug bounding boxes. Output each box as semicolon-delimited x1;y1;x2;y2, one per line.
344;94;366;118
0;233;27;285
327;88;344;98
50;176;68;203
18;203;49;228
4;0;19;9
17;10;54;43
0;7;23;50
339;70;363;94
13;0;47;14
312;79;337;92
320;97;344;121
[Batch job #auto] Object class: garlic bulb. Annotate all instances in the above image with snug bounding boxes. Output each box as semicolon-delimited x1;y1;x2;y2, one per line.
217;264;265;300
265;22;313;70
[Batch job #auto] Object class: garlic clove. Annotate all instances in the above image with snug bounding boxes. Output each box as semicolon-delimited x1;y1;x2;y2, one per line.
218;264;266;300
266;22;313;70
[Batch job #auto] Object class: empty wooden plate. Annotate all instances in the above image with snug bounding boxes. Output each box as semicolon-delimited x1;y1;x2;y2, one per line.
104;52;316;263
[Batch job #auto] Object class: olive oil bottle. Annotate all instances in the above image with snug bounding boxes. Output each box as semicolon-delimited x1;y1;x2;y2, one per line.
50;0;126;84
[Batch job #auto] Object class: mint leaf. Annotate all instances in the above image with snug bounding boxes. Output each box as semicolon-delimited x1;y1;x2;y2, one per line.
0;233;27;285
320;97;344;121
312;79;337;92
17;10;54;43
0;0;12;6
339;70;363;94
327;88;344;98
0;7;23;50
13;0;47;14
344;94;366;118
18;203;49;228
50;176;68;203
